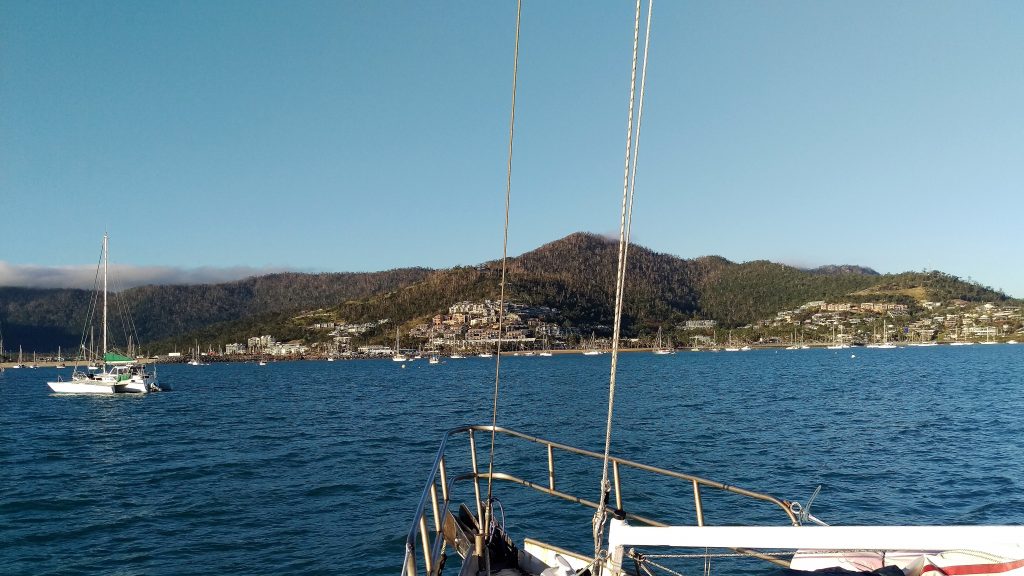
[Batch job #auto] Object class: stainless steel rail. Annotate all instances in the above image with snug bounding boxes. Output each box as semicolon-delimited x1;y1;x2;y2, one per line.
402;425;798;576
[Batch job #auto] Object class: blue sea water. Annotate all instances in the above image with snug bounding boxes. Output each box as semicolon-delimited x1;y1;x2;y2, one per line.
2;346;1023;575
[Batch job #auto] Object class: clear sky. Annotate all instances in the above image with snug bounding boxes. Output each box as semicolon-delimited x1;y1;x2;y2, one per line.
3;1;1023;296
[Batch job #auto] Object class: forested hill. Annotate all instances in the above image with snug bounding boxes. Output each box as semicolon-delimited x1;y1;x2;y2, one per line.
0;268;432;352
0;232;1012;352
315;232;1010;338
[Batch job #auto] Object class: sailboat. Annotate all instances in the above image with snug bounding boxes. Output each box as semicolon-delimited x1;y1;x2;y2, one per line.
188;340;206;365
979;328;999;344
582;332;604;355
12;345;25;368
949;326;974;346
402;4;1022;576
538;337;553;357
826;324;848;349
724;330;740;352
46;234;161;394
392;327;408;362
652;326;674;355
868;318;897;349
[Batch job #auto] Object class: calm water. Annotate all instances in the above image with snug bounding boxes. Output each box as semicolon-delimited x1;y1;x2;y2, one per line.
2;346;1023;575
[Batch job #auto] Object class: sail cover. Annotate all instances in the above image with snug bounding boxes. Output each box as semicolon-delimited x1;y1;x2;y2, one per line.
103;352;135;364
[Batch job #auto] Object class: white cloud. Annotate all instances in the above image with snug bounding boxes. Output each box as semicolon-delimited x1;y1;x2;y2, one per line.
0;261;294;290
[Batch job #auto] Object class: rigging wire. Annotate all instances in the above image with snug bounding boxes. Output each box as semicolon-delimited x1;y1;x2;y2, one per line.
484;0;522;550
76;243;104;365
594;0;653;572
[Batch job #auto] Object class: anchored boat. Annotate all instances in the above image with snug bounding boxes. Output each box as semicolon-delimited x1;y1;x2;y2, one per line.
46;234;161;394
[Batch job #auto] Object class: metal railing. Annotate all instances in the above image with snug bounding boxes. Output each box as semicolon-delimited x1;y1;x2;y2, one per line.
402;425;798;576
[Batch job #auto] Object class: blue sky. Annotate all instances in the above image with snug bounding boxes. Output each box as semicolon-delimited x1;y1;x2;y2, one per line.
3;1;1023;296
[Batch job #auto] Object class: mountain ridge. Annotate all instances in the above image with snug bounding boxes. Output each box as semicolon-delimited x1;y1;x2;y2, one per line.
0;232;1012;353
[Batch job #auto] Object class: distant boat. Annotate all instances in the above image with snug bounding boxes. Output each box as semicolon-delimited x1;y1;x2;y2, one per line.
826;324;849;349
450;353;466;359
478;352;494;358
874;319;897;349
652;327;674;355
785;329;800;349
327;356;335;362
429;355;440;365
724;330;742;351
188;340;205;366
582;332;604;355
392;328;408;362
12;345;25;368
979;330;998;345
786;329;806;349
539;337;553;356
46;234;160;394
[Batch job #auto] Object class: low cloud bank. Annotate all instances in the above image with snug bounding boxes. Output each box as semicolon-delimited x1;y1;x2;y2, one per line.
0;262;293;290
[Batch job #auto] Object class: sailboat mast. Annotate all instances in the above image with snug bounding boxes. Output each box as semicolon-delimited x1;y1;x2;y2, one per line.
102;233;108;359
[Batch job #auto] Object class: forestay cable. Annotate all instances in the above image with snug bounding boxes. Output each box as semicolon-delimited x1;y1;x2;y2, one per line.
593;0;654;572
484;0;522;551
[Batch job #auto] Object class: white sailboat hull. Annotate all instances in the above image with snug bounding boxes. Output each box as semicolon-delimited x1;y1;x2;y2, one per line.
47;369;158;394
46;380;117;394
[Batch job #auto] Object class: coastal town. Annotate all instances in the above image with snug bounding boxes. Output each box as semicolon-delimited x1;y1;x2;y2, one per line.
146;297;1024;363
3;297;1022;367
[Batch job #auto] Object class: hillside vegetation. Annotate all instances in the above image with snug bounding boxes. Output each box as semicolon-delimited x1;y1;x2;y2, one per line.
0;232;1012;353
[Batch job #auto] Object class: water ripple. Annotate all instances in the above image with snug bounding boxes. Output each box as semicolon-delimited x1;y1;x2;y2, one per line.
2;348;1023;574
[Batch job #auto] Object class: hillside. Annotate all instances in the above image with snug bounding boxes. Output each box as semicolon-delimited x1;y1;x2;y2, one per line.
0;268;432;353
0;232;1013;354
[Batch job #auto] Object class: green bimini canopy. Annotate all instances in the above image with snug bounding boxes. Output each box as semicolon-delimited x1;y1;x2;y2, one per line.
103;352;136;364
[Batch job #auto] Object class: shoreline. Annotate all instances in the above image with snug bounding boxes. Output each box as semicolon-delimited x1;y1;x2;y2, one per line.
2;340;1018;369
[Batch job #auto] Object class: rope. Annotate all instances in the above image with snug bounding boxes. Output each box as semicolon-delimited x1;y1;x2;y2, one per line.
630;553;688;576
641;551;795;559
594;0;653;572
485;0;522;551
